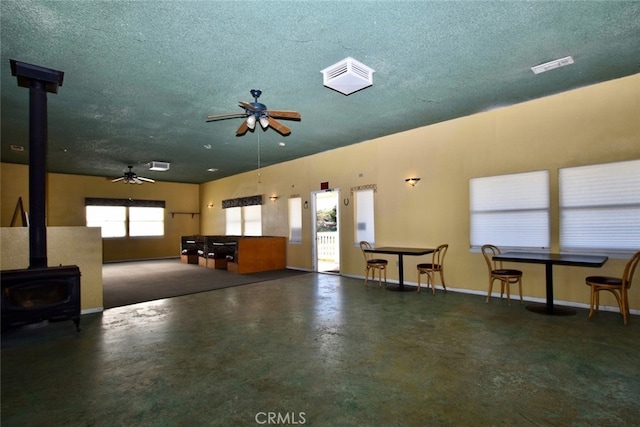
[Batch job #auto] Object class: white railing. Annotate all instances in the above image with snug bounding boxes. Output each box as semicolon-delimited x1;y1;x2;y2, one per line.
317;231;339;262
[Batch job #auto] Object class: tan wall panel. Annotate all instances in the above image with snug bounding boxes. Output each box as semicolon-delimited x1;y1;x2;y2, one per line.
1;226;103;311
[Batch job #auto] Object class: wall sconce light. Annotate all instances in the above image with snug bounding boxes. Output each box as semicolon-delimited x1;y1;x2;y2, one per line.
405;177;421;187
269;196;278;202
207;202;214;208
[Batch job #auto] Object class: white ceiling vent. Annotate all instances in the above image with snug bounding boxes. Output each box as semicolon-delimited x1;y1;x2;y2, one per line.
321;57;374;95
531;56;574;74
149;161;170;171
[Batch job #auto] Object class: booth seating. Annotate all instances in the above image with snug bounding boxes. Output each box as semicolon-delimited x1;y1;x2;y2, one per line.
181;235;286;274
199;237;237;270
180;236;204;265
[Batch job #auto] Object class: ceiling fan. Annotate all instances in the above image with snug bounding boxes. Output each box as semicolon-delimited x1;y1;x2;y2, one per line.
111;166;155;184
206;89;301;136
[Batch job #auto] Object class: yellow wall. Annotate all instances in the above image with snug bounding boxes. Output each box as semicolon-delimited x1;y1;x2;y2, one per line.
0;164;200;261
1;75;638;312
1;226;103;312
200;73;640;311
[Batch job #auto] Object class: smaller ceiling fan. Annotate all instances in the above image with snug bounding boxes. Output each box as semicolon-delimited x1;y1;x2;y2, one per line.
206;89;301;136
111;166;155;184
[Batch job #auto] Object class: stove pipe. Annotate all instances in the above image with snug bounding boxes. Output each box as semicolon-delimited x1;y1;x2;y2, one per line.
10;60;64;269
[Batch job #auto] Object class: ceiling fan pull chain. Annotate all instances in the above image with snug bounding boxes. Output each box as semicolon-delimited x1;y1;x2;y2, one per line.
257;131;261;184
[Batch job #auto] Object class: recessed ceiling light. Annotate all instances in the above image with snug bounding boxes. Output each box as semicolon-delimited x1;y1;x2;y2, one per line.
204;144;212;149
10;145;24;152
531;56;574;74
279;142;286;147
207;168;218;172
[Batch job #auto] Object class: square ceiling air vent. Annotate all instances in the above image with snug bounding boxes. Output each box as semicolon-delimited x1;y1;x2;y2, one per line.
149;161;170;171
321;57;374;95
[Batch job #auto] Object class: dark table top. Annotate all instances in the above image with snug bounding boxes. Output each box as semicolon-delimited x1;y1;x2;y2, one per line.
364;247;435;256
493;251;608;267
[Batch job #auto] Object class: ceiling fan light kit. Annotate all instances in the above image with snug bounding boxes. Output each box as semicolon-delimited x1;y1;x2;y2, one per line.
206;89;301;136
112;166;155;184
246;115;256;130
321;57;375;95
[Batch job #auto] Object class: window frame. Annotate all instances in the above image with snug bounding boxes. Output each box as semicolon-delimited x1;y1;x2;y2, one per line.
559;159;640;258
85;198;165;239
288;196;302;244
224;205;263;236
469;170;550;251
354;188;375;246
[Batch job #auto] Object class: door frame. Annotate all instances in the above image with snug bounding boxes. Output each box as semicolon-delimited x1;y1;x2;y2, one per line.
311;189;340;273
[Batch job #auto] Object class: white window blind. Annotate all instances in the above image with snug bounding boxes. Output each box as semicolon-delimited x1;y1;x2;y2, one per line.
243;205;262;236
225;207;241;235
86;206;126;238
355;189;375;245
470;170;550;250
288;197;302;244
129;207;164;237
85;198;165;238
560;159;640;256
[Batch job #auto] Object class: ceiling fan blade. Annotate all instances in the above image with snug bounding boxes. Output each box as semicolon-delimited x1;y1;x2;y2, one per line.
267;110;301;120
206;112;247;122
238;101;258;112
138;177;155;183
267;117;291;136
111;177;124;183
236;121;249;136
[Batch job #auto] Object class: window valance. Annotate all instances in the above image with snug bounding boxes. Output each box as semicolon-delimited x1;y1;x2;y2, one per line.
350;184;377;194
222;195;263;209
85;198;165;208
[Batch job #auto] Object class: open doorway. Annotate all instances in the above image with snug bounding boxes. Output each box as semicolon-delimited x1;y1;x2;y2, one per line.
312;190;340;273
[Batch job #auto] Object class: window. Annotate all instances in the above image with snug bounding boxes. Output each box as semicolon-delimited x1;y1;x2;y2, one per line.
224;205;262;236
243;205;262;236
222;195;263;236
86;206;126;238
470;170;549;250
129;207;164;237
355;188;375;245
288;197;302;244
85;198;165;238
559;159;640;256
225;207;241;235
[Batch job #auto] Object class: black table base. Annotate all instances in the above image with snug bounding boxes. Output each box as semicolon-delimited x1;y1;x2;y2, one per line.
385;284;415;292
525;303;576;316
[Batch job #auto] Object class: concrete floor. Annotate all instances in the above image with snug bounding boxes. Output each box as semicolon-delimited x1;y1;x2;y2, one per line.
2;273;640;426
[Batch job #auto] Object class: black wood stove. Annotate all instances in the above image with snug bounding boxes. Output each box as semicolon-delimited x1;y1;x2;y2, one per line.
1;60;81;332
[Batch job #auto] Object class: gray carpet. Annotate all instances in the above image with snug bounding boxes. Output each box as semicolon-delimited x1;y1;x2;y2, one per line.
102;259;309;309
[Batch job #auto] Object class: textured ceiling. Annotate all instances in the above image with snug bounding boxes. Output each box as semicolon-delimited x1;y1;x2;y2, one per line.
2;1;639;184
